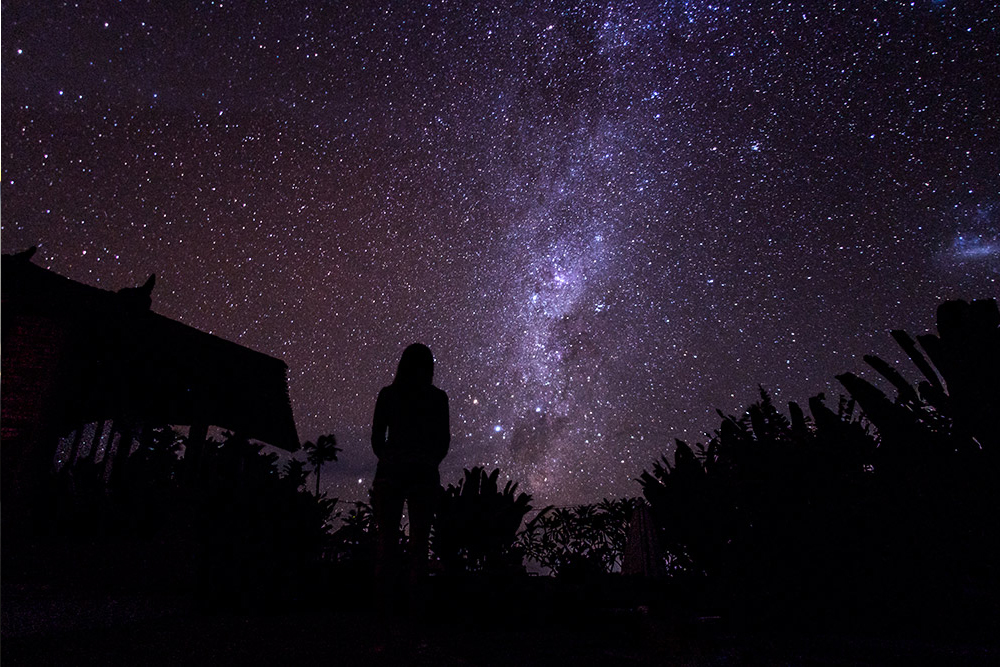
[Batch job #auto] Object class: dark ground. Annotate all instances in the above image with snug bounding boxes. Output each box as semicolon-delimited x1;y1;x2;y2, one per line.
4;573;999;666
3;536;998;666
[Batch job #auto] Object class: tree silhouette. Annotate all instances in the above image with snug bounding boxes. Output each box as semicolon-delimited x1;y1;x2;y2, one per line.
639;387;880;618
637;298;1000;626
40;426;338;609
836;298;1000;452
282;456;309;492
833;298;1000;616
302;434;340;496
187;431;338;608
328;500;376;565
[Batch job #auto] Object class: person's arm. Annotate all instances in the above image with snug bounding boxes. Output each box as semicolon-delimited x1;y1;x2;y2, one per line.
371;388;388;459
435;390;451;464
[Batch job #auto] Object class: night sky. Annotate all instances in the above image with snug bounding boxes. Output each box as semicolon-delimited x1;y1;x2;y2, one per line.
3;1;997;506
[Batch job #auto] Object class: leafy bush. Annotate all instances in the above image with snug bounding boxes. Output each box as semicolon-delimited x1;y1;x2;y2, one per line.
432;467;532;574
518;498;636;578
638;298;1000;624
46;428;338;608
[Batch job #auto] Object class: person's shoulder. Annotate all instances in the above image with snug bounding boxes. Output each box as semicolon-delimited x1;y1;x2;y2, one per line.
377;385;396;400
430;385;448;401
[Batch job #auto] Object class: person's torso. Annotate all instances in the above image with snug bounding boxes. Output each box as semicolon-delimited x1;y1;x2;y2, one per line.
379;384;444;467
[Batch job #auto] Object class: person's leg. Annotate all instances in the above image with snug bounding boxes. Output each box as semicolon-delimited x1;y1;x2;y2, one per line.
372;479;405;615
404;484;440;614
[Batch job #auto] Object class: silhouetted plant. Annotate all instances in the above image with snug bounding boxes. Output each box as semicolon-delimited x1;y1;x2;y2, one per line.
282;456;309;491
834;298;1000;613
517;498;636;577
432;467;532;574
45;426;339;609
836;299;999;450
187;431;338;607
639;387;880;616
302;433;341;496
327;500;376;566
638;298;1000;625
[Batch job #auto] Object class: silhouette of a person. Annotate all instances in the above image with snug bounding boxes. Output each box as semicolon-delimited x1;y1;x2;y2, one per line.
371;343;450;611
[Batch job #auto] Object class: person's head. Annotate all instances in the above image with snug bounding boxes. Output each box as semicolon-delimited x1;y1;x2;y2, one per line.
393;343;434;387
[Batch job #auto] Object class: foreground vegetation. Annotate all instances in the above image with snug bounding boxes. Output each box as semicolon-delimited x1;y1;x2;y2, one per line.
7;298;998;634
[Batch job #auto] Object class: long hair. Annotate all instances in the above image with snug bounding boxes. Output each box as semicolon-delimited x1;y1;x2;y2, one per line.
393;343;434;387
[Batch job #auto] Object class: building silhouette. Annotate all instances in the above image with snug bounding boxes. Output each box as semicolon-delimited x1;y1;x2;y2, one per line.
1;247;298;529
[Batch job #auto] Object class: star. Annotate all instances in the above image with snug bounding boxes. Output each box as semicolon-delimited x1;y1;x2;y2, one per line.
3;0;995;505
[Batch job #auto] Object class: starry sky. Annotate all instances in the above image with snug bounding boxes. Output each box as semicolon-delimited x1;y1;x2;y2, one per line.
3;1;997;506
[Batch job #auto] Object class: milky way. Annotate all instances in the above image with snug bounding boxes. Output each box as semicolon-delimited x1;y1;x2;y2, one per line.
3;1;997;505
